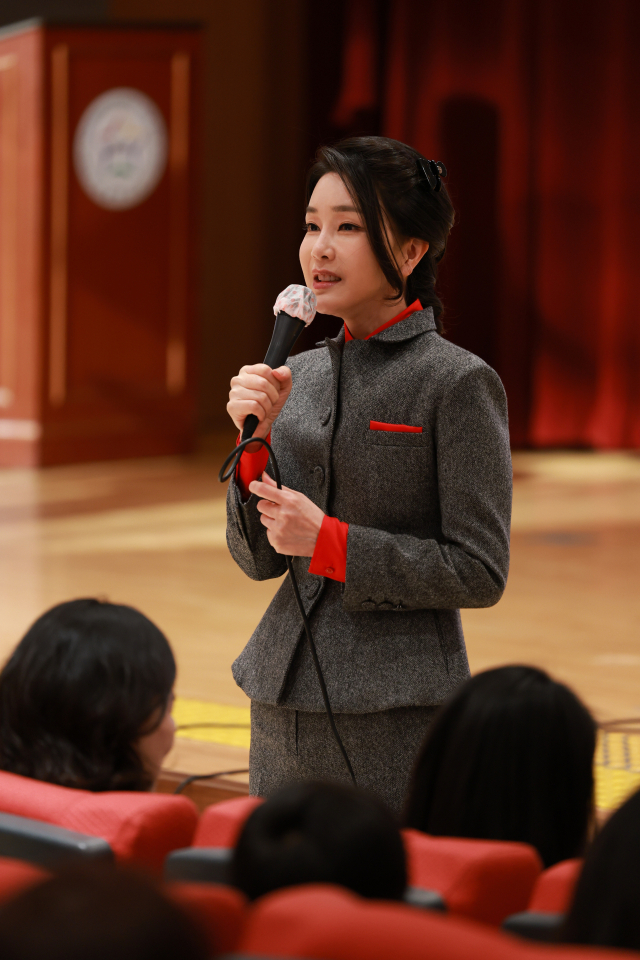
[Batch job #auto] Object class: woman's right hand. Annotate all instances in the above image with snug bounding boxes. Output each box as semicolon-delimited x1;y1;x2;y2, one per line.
227;363;292;449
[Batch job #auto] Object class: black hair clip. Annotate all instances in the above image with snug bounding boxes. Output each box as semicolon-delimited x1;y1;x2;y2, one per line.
418;158;447;192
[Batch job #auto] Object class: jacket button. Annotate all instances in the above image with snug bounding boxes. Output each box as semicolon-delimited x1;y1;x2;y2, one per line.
379;601;393;610
361;600;376;610
320;408;331;425
313;466;325;484
325;566;334;575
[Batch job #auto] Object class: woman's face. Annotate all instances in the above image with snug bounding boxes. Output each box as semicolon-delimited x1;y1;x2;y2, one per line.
300;172;399;320
135;691;175;783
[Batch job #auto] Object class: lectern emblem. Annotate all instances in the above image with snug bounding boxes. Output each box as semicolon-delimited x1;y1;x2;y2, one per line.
73;88;168;210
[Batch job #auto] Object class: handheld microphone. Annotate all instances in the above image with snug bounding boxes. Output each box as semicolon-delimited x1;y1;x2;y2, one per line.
221;283;356;785
241;284;317;441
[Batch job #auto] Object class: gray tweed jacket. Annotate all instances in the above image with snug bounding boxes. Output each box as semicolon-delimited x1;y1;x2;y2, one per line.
226;307;512;713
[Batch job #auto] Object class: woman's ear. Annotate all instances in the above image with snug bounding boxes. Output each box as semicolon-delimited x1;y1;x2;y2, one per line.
402;238;430;277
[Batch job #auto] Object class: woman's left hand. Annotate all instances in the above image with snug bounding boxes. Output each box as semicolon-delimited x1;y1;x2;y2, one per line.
249;472;324;557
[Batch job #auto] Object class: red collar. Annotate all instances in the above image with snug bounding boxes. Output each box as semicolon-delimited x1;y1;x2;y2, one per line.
343;300;423;342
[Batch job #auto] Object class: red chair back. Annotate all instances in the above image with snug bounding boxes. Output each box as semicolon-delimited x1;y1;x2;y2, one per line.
0;857;47;903
403;829;542;925
167;881;247;956
192;795;262;848
237;883;636;960
528;859;583;913
238;884;511;960
0;770;198;873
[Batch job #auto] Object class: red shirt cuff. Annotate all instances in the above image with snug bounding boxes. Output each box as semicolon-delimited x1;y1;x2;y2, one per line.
309;515;348;582
236;432;270;500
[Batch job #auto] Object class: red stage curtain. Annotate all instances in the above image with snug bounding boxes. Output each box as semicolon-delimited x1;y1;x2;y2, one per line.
329;0;640;448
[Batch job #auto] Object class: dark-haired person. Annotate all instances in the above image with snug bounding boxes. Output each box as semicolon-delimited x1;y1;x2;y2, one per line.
0;865;208;960
0;598;176;791
226;136;512;811
404;665;596;868
231;780;406;902
561;786;640;951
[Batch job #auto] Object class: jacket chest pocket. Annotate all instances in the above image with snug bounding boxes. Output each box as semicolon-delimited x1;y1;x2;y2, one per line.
365;420;427;447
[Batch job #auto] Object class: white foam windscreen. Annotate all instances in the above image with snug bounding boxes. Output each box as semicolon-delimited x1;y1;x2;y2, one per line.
273;284;317;326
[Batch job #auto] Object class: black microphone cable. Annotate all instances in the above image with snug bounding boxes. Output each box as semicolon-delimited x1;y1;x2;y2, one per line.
220;436;356;786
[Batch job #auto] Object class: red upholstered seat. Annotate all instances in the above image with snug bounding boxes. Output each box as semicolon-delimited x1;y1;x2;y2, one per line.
237;883;633;960
0;770;198;873
403;829;543;925
238;884;506;960
0;857;47;902
168;881;247;956
528;859;583;913
192;795;262;848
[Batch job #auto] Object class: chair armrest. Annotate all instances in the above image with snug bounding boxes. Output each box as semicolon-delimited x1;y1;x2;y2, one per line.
164;847;232;884
164;851;449;913
502;910;564;942
403;885;446;911
0;811;113;869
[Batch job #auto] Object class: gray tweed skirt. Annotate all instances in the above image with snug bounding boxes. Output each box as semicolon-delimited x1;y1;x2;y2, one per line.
249;701;437;815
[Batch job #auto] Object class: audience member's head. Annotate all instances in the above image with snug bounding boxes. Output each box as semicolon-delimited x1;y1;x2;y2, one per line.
231;780;406;901
0;598;176;791
0;865;208;960
404;665;596;868
562;786;640;951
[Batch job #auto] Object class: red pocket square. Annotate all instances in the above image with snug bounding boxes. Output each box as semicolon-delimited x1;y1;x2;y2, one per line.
369;420;423;433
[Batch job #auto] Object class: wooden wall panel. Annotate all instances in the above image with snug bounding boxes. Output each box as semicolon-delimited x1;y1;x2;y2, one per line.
65;52;174;400
0;21;202;466
0;51;20;409
0;25;44;467
42;25;202;463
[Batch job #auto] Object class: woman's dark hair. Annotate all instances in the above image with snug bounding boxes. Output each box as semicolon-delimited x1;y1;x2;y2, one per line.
307;136;455;330
231;780;407;901
403;665;596;868
0;865;208;960
0;598;176;792
562;787;640;950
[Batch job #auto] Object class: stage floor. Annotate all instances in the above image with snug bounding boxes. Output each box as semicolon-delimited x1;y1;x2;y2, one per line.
1;440;639;804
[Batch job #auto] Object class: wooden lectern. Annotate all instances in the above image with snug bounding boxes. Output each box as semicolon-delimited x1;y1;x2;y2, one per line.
0;19;202;466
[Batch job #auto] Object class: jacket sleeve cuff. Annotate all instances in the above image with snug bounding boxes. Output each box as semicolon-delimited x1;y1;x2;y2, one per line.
236;432;270;501
308;515;348;582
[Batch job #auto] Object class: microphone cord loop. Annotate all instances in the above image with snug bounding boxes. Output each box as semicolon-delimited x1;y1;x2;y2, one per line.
219;437;357;786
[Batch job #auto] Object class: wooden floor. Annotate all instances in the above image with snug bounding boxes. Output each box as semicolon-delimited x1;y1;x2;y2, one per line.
1;439;639;790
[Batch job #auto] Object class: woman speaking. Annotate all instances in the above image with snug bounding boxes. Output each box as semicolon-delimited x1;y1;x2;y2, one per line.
225;136;512;813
